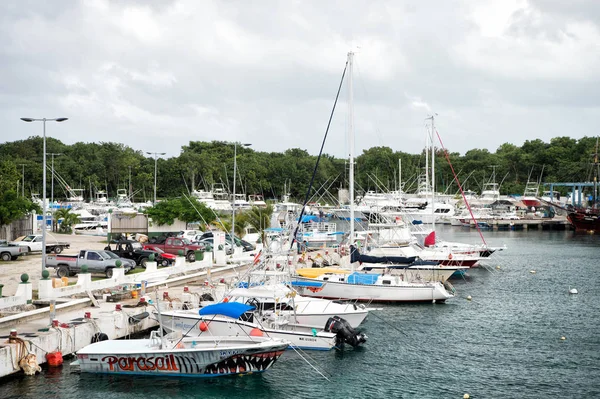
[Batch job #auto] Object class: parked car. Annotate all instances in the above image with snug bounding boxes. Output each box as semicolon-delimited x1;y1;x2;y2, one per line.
195;231;255;252
196;237;233;255
148;237;205;262
46;250;135;278
104;239;169;267
0;240;28;261
11;234;70;254
142;245;177;265
176;230;202;241
147;232;178;244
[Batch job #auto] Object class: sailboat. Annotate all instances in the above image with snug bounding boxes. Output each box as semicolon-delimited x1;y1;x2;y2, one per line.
293;52;455;303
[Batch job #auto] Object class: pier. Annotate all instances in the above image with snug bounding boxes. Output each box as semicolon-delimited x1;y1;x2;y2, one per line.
461;215;570;231
0;256;250;379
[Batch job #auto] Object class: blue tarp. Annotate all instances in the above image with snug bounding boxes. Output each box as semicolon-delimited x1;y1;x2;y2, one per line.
199;302;255;318
290;281;324;288
347;272;379;285
301;215;321;223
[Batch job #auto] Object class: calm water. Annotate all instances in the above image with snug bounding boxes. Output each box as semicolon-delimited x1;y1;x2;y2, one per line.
2;226;599;399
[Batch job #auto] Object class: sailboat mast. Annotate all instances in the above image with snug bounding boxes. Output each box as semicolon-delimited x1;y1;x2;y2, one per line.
430;115;436;233
348;51;355;245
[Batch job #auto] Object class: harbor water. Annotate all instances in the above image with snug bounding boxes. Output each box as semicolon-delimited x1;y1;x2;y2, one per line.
1;226;599;398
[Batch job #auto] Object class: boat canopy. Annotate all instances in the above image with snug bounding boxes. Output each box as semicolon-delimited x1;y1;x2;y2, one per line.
350;245;417;265
199;302;255;319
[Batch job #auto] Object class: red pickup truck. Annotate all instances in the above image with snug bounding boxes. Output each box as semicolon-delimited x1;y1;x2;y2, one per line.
149;237;204;262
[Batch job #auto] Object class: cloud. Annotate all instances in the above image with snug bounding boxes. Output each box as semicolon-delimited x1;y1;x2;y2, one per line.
1;0;599;160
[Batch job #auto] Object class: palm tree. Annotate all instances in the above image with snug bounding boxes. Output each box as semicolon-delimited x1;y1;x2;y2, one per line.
245;204;274;243
54;208;81;234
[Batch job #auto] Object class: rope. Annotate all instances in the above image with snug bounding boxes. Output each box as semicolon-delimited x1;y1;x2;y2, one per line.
434;129;488;246
290;61;348;250
290;345;331;382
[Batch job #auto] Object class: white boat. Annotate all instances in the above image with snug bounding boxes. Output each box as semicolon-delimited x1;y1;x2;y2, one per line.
225;284;370;328
75;331;288;377
159;302;351;351
294;271;454;303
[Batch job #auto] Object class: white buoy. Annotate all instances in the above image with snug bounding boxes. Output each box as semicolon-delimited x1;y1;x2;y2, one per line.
464;394;470;399
466;295;472;301
569;287;578;294
530;270;536;274
560;336;566;341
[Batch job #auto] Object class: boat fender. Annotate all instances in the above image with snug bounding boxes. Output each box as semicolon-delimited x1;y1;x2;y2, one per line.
91;332;109;343
128;311;150;324
46;351;63;367
448;253;453;260
199;322;209;332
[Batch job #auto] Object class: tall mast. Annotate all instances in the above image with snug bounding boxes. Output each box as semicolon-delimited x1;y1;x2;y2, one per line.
348;51;355;245
430;115;436;233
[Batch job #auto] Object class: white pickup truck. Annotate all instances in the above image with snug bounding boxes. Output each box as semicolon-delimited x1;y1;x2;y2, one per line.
11;234;71;254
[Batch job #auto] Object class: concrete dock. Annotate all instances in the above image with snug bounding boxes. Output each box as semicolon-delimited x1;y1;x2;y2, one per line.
0;263;248;379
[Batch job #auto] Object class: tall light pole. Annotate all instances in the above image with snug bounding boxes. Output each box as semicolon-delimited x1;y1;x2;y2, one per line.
20;117;68;272
231;142;251;243
19;164;26;197
49;152;62;231
146;152;166;205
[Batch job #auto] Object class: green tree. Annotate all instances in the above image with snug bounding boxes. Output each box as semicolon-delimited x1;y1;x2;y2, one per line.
54;208;81;233
245;204;274;243
0;191;41;226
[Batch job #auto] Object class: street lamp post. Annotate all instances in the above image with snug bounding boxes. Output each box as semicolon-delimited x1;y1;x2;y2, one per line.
20;117;68;272
146;152;166;205
231;142;252;244
49;152;62;231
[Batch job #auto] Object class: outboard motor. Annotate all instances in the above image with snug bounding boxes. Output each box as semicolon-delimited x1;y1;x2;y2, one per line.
324;315;367;347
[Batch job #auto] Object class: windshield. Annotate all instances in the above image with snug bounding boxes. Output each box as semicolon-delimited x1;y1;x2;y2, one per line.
23;235;35;242
150;246;164;254
131;242;143;250
182;238;192;245
102;251;120;260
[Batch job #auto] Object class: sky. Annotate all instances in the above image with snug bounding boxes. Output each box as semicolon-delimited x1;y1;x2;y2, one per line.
1;0;599;160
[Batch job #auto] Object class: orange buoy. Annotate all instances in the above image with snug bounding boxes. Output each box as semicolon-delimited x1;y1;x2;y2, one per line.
199;321;209;332
249;328;264;337
222;297;229;303
46;351;63;367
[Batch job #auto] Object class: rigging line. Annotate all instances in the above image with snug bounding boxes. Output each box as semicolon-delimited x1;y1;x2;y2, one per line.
290;61;348;250
434;129;487;246
289;345;331;382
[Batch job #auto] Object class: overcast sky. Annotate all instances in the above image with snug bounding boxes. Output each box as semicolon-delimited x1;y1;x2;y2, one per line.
1;0;599;160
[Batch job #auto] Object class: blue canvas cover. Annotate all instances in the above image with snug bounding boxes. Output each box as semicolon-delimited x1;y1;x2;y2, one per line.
290;281;324;288
199;302;255;318
347;272;379;285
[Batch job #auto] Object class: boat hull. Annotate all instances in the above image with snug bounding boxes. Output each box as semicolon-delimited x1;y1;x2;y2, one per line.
76;337;288;377
159;312;337;351
567;211;600;233
294;277;453;303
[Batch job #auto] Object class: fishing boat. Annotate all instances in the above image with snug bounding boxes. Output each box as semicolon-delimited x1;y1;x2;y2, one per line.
74;332;288;377
566;138;600;233
74;301;289;378
159;301;366;350
225;284;370;328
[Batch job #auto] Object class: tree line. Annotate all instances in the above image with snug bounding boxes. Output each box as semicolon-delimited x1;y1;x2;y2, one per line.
0;135;598;226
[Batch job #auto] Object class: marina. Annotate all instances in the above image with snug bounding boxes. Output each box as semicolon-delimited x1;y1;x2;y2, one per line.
0;226;599;398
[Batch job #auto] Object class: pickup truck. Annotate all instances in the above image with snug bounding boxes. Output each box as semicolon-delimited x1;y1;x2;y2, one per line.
149;237;203;262
104;239;169;267
0;240;28;261
11;234;70;254
46;250;136;278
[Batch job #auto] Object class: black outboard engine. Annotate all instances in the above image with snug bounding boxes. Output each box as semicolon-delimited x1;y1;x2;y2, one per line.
324;315;367;347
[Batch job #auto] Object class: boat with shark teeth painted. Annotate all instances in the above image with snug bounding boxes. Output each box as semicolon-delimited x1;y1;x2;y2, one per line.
74;329;289;377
